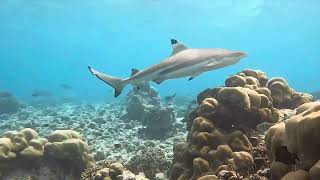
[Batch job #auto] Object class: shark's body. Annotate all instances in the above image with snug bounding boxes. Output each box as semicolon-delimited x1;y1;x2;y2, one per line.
89;39;247;97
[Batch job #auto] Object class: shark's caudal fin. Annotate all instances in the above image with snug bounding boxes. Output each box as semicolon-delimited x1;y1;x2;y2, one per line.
88;66;125;97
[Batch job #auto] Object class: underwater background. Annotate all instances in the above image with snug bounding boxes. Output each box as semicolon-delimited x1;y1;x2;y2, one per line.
1;1;320;180
0;0;319;102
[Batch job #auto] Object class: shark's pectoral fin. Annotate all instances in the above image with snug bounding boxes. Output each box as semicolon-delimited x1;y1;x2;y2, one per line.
188;73;201;81
131;69;140;76
205;61;220;67
170;39;188;56
153;78;165;84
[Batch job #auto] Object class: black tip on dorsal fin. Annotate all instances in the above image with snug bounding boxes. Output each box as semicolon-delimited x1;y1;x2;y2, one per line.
131;69;140;76
171;39;178;45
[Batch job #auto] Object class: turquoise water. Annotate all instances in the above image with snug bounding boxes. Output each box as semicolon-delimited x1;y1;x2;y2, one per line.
1;0;319;102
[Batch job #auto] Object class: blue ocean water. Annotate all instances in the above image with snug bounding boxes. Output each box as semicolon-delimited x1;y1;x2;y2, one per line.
0;0;319;102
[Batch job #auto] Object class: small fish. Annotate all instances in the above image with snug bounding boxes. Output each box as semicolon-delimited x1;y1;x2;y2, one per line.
60;84;73;90
31;90;51;98
311;91;320;100
0;91;12;98
164;93;177;102
89;39;247;97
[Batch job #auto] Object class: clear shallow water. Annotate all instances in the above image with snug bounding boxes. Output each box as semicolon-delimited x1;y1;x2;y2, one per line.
0;0;319;102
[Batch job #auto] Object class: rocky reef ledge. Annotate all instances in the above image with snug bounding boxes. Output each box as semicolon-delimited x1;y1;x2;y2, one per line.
0;69;319;180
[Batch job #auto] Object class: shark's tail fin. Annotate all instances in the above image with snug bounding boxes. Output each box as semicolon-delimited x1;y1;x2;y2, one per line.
88;66;126;97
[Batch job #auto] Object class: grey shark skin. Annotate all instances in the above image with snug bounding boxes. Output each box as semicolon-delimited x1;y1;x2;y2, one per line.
88;39;247;97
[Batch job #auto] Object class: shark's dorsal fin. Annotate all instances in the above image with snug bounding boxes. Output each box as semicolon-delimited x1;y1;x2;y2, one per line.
171;39;188;56
131;69;140;76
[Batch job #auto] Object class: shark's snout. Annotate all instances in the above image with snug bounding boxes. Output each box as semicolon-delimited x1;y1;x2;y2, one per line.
231;51;247;59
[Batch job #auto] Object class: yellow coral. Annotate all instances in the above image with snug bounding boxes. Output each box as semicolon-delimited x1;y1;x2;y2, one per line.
227;131;252;153
281;170;310;180
47;130;81;142
265;122;286;161
230;151;254;176
0;138;16;160
44;130;95;168
284;102;320;167
270;161;291;180
309;160;320;180
197;175;218;180
190;157;211;180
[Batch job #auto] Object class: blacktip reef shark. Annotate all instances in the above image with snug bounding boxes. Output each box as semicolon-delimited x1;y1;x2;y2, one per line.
88;39;247;97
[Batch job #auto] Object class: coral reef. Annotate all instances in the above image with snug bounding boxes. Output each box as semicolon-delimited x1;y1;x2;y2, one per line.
44;130;95;168
0;128;95;179
194;86;279;132
81;161;150;180
265;101;320;179
2;69;317;180
266;77;313;109
127;147;171;179
126;83;161;122
170;69;314;180
0;128;47;161
0;91;20;115
125;83;176;139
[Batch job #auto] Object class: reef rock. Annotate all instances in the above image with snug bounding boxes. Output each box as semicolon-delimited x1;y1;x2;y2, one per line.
0;91;20;115
127;147;171;179
126;83;176;139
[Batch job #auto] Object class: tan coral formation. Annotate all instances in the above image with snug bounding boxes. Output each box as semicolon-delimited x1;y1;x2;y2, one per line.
171;87;264;179
171;69;315;180
195;86;278;131
267;77;313;109
0;128;95;177
266;102;320;179
81;162;150;180
0;128;47;160
198;69;312;110
44;130;95;168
